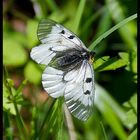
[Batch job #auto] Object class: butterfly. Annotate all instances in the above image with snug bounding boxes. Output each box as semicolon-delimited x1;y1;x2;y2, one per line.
30;19;95;121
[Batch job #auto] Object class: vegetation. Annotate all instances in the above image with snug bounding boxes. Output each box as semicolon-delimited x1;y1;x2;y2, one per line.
3;0;137;140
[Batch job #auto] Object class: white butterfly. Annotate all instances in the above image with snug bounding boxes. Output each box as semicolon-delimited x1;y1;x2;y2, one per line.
30;19;95;121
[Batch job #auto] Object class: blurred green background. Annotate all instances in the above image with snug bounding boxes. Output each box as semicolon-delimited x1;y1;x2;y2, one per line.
3;0;137;140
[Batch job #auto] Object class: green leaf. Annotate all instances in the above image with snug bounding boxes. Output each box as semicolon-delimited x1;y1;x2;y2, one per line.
119;52;129;62
48;11;67;24
5;127;13;140
93;8;111;40
127;128;137;140
72;0;86;34
3;20;27;47
94;56;110;70
3;82;22;115
129;94;137;112
26;20;38;48
125;51;137;74
123;94;137;129
3;84;16;115
95;84;127;140
3;39;27;66
94;52;129;72
81;6;105;42
45;0;59;12
124;110;137;129
24;62;42;84
89;13;137;50
95;84;126;122
132;53;137;74
4;31;27;47
106;0;137;51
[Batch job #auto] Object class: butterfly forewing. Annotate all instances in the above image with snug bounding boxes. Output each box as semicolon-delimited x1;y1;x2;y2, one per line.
37;19;89;51
30;19;95;121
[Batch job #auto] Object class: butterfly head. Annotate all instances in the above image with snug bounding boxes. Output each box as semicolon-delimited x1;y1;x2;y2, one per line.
81;51;95;64
89;51;96;64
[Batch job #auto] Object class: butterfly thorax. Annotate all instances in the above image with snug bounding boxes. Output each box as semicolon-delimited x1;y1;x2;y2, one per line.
56;50;95;67
57;51;82;67
81;52;90;60
49;50;91;71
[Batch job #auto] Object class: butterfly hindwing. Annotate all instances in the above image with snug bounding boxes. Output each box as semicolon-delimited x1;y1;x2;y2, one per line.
42;66;66;98
64;60;95;121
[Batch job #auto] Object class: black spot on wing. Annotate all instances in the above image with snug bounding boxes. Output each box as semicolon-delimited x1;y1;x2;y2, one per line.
84;90;90;95
60;30;65;34
68;35;75;39
86;78;92;83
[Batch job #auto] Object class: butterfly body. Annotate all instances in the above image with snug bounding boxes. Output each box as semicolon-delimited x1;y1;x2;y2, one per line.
30;19;95;121
54;50;82;67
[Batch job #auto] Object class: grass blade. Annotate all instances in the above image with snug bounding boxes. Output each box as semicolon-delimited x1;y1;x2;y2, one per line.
89;13;137;50
72;0;86;34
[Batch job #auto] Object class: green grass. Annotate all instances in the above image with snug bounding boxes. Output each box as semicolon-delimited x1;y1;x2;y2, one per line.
89;13;137;50
3;0;137;140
